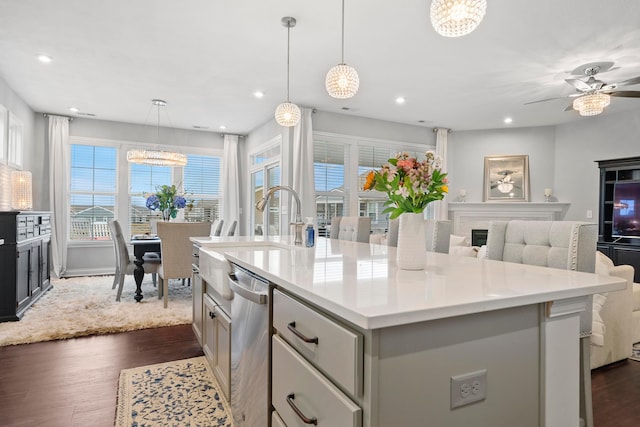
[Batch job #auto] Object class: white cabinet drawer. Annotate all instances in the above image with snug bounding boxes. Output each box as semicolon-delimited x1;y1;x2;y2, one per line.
273;289;363;397
272;335;361;427
272;411;287;427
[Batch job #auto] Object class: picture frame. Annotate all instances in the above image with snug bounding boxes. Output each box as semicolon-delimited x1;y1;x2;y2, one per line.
483;155;530;202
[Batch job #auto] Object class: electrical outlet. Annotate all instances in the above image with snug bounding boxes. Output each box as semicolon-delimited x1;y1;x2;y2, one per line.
451;369;487;409
586;210;593;219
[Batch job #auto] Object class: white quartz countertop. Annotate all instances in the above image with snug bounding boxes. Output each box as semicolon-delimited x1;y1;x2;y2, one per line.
193;236;626;330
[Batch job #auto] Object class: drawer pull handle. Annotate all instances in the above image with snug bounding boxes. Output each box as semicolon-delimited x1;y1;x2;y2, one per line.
287;393;317;425
209;311;216;319
287;322;319;344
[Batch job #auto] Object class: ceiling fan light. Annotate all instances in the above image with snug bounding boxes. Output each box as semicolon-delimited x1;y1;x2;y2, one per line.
430;0;487;37
275;102;300;127
326;64;360;99
573;93;611;116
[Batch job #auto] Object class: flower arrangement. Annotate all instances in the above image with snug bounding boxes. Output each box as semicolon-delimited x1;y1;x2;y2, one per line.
145;184;188;221
363;151;448;219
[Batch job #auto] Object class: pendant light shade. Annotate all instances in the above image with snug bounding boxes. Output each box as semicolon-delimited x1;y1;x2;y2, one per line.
127;99;187;167
275;17;300;127
326;0;359;99
430;0;487;38
573;93;611;116
275;102;301;127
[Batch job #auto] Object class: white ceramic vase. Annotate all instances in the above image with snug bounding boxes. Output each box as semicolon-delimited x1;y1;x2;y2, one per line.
396;212;426;270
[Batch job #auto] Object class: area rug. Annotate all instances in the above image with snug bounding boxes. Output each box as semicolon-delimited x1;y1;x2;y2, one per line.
0;275;191;346
115;356;234;427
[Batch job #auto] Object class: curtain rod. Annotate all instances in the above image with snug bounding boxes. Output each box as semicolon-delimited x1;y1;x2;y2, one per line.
432;127;451;133
42;113;73;121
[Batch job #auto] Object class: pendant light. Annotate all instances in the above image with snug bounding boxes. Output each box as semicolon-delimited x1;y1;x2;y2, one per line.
127;99;187;167
430;0;487;38
325;0;359;99
275;17;301;127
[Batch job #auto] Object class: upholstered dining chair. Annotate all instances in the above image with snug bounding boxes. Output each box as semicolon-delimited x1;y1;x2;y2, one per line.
108;220;160;302
329;217;342;239
226;220;238;236
484;219;598;427
156;221;211;308
210;219;224;237
336;216;371;243
384;218;451;253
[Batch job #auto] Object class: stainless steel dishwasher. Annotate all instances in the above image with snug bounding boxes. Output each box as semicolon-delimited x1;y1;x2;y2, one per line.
227;263;270;427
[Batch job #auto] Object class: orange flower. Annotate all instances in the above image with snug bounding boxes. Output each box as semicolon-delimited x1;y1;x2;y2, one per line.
363;170;376;191
441;185;449;193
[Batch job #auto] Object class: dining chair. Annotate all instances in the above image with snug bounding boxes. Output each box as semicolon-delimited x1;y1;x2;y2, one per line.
210;219;224;237
329;217;342;239
156;221;211;308
336;216;371;243
425;219;452;253
484;219;598;427
108;219;160;302
226;220;237;236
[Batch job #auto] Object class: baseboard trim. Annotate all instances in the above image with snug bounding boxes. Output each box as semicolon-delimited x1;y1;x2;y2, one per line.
61;268;114;278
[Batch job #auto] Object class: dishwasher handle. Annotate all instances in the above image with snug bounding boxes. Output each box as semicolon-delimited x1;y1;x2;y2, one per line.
228;272;268;305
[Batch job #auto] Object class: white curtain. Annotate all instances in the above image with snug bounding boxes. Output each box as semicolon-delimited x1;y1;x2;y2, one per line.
221;134;240;234
434;128;449;221
48;116;70;277
291;108;315;223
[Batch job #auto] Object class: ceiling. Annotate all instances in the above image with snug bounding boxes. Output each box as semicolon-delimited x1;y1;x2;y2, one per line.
1;0;640;134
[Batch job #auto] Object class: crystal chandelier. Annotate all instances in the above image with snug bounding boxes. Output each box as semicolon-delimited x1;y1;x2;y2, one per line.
275;17;300;127
127;99;187;167
325;0;359;99
430;0;487;38
572;93;611;116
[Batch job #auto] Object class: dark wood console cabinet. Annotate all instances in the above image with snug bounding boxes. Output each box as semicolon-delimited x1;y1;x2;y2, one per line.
0;211;52;322
596;157;640;282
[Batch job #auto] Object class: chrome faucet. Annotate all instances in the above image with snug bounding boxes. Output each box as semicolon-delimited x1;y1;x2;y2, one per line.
256;185;305;245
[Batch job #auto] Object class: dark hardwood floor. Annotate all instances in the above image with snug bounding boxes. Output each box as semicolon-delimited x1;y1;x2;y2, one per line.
1;325;639;426
0;324;203;427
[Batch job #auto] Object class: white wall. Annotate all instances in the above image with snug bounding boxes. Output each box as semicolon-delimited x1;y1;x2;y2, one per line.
554;109;640;223
0;75;38;210
448;126;557;203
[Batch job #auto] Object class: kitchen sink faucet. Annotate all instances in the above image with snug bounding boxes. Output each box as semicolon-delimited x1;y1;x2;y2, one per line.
256;185;305;245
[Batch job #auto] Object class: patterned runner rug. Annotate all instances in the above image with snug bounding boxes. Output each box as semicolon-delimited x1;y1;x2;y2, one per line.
115;356;234;427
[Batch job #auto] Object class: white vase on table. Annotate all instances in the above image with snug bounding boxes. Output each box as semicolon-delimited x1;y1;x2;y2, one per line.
396;212;427;271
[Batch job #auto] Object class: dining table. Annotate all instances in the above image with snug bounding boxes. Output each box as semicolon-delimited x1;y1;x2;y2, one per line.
130;236;161;302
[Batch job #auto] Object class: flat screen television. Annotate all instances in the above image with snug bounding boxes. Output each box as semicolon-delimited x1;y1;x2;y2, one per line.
612;181;640;239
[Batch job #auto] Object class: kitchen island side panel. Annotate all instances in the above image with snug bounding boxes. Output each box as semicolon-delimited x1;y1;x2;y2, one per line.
375;304;540;427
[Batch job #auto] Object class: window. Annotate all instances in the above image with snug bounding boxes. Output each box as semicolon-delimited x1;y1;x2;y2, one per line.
358;144;432;231
183;154;222;223
250;141;281;237
129;163;172;236
69;144;117;240
128;154;222;235
314;139;349;236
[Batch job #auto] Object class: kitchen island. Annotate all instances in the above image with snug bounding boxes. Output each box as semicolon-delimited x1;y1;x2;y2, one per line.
193;236;625;427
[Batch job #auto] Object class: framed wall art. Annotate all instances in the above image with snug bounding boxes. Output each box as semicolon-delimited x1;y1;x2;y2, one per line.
483;155;530;202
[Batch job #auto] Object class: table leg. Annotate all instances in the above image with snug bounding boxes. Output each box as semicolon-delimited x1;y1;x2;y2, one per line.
133;258;144;302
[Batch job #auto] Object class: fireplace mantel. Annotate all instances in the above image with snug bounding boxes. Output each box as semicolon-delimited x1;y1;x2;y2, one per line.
448;202;571;239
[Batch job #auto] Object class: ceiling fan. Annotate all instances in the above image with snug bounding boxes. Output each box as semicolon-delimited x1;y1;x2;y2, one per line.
525;64;640;116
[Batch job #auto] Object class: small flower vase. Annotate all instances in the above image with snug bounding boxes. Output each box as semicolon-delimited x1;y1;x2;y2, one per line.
162;208;172;221
396;212;426;270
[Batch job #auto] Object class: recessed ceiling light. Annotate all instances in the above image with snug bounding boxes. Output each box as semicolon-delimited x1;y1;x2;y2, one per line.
37;55;52;63
504;117;513;124
395;97;406;104
219;125;227;130
69;107;79;113
253;91;265;99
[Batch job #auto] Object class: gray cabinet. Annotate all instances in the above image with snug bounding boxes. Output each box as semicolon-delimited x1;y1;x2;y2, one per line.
202;293;231;400
0;211;52;322
192;268;204;346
